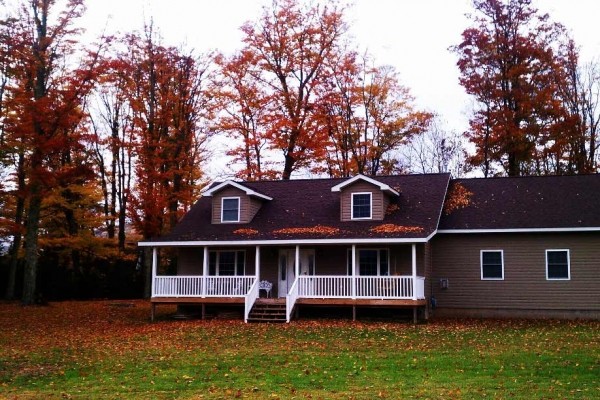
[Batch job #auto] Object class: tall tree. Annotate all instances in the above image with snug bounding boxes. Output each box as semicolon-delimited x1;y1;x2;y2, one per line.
454;0;576;176
89;57;135;251
124;26;210;296
3;0;103;304
556;42;600;173
212;51;274;180
239;0;347;179
403;116;468;177
320;55;432;177
0;12;23;299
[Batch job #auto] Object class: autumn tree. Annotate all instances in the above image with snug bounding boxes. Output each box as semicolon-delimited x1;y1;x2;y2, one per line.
212;51;274;180
320;54;432;177
1;0;105;304
123;26;210;296
0;11;22;299
236;0;347;179
454;0;577;177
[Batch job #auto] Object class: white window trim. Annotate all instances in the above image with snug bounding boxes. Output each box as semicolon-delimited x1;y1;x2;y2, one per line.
209;250;246;276
546;249;570;280
221;196;241;223
480;250;504;280
348;248;390;276
351;192;373;220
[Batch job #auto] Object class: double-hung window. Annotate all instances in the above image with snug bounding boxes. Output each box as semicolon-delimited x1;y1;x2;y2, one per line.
221;197;240;222
208;250;245;276
480;250;504;280
351;192;372;220
546;249;570;280
347;249;389;276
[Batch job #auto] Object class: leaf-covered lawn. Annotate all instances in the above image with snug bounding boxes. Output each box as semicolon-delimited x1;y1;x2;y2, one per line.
0;301;598;399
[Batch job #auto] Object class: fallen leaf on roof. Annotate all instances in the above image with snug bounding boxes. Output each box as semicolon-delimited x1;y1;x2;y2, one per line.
369;224;424;234
443;182;473;215
273;225;341;235
385;203;400;215
233;228;259;235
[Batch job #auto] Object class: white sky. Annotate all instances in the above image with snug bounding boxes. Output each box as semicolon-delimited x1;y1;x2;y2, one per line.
80;0;600;177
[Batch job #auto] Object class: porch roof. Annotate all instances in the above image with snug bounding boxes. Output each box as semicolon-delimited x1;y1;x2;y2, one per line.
144;173;451;244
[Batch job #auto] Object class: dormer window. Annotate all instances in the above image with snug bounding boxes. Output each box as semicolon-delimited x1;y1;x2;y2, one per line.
221;197;240;222
351;192;372;220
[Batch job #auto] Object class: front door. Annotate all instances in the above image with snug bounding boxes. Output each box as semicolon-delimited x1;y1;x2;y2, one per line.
278;249;315;297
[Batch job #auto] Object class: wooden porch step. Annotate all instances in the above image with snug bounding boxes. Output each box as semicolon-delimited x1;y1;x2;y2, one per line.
248;301;287;323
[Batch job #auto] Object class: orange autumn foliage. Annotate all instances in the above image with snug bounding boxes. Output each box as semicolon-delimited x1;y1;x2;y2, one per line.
233;228;259;236
443;182;474;215
369;224;424;234
273;225;341;236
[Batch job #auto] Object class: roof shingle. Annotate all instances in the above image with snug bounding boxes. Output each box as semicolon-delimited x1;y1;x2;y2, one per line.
439;174;600;230
157;173;451;242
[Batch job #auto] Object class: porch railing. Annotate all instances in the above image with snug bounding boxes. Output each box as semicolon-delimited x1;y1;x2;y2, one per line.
297;275;425;300
244;279;260;322
153;276;255;297
286;278;300;323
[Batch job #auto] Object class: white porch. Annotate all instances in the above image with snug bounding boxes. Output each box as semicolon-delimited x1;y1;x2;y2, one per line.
149;244;426;323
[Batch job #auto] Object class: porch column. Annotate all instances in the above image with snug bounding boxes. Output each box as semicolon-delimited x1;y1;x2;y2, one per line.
255;246;260;279
151;247;157;297
351;244;356;299
411;244;417;301
295;245;300;278
202;246;208;297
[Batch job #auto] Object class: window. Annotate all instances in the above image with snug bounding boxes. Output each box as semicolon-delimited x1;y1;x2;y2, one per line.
221;197;240;222
347;248;389;276
351;192;372;219
480;250;504;280
546;249;570;280
208;250;245;276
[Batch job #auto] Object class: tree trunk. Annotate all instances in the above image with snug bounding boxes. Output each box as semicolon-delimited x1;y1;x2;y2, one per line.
282;153;295;180
22;184;42;305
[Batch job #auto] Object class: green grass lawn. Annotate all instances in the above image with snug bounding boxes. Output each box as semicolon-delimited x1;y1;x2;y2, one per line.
0;300;598;399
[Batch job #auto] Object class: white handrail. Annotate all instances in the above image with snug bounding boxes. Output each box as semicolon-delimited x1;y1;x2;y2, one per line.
295;275;426;300
244;277;259;323
153;276;254;297
286;277;300;323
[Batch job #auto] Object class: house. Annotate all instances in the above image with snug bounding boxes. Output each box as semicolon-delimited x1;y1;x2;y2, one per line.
138;173;600;322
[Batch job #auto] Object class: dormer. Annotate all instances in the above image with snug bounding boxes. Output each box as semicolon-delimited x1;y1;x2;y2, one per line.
203;181;272;224
331;175;399;222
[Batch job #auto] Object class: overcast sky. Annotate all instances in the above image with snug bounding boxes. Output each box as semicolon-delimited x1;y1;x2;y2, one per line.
80;0;600;177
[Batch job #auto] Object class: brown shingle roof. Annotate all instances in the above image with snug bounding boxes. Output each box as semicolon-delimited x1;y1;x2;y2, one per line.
439;174;600;230
157;173;451;242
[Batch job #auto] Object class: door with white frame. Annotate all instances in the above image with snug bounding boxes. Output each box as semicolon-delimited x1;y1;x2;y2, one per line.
278;248;315;297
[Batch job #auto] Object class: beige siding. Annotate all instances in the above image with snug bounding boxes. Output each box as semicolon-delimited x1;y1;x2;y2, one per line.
431;232;600;312
248;197;263;220
211;187;263;224
340;181;387;221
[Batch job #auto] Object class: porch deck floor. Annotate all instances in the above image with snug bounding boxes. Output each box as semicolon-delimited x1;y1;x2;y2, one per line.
296;298;427;307
151;297;425;307
151;297;245;305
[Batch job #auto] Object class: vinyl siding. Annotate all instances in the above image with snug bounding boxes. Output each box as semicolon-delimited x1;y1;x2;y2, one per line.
430;232;600;312
211;187;263;224
340;181;387;221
